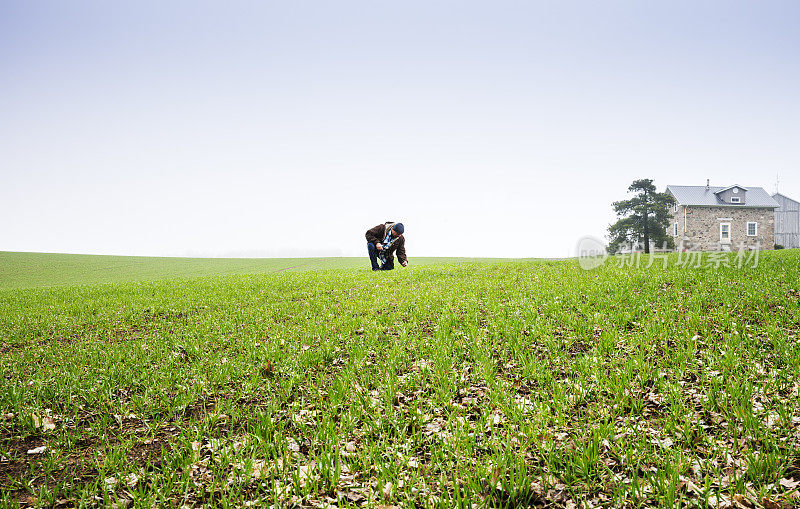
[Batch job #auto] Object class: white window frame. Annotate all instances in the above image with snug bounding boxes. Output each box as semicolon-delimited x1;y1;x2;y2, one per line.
730;196;741;203
720;222;731;241
674;203;678;212
747;221;758;236
674;222;679;236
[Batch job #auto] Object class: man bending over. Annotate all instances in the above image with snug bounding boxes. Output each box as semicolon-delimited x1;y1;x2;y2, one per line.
365;222;408;271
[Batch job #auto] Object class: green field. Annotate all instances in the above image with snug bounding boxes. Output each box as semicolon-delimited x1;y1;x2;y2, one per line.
1;251;800;507
0;252;519;290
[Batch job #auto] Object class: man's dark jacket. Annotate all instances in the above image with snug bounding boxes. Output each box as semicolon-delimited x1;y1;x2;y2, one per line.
365;222;407;265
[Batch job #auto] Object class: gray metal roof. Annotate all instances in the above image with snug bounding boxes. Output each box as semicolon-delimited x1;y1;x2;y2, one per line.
774;193;800;206
666;185;779;208
714;184;748;194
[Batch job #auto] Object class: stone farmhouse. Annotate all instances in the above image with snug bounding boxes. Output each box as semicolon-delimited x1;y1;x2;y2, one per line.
773;193;800;248
666;181;779;251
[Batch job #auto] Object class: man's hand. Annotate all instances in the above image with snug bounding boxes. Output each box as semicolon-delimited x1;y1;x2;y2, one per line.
401;261;408;267
376;243;383;251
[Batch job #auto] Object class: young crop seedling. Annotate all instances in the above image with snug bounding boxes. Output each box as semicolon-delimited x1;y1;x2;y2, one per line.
0;252;799;507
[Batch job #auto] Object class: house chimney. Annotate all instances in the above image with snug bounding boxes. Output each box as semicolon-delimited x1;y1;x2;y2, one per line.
706;179;710;190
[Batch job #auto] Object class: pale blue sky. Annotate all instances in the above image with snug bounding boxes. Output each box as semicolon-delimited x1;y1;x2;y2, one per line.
1;1;798;258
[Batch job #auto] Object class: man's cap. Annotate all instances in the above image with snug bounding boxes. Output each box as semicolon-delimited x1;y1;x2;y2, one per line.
393;223;405;234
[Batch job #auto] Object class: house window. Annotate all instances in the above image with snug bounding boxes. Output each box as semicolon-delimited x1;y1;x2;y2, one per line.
731;196;741;203
720;223;730;241
674;222;679;236
747;222;757;236
674;203;678;212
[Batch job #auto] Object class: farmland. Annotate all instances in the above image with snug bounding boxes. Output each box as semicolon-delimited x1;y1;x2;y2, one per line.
0;252;518;291
1;251;800;508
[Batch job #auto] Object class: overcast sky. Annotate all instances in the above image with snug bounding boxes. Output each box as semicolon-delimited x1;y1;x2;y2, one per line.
1;1;798;258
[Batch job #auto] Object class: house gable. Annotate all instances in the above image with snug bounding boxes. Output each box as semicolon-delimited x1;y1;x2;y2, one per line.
714;185;747;205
